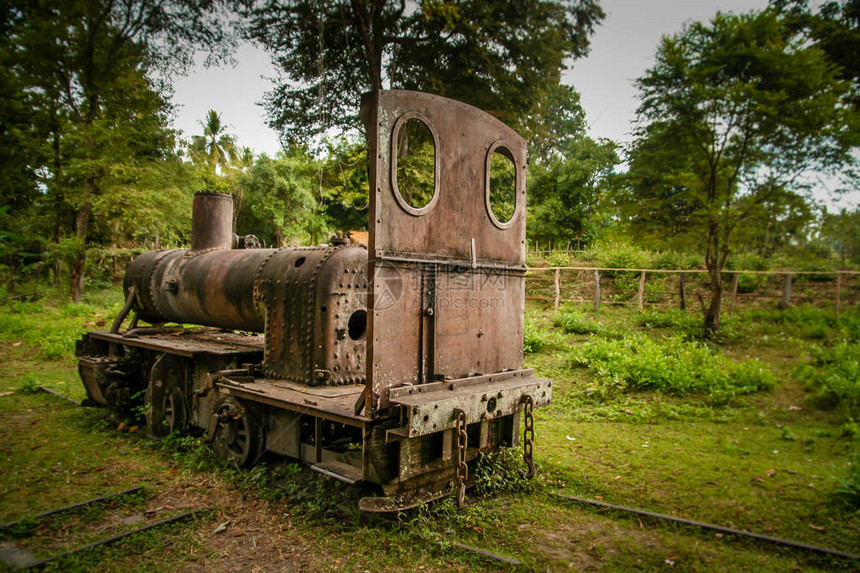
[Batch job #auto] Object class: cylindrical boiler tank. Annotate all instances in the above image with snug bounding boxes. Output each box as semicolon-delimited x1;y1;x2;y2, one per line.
123;191;369;385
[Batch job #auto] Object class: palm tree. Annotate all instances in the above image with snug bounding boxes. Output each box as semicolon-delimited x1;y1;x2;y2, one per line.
229;146;255;227
191;110;236;174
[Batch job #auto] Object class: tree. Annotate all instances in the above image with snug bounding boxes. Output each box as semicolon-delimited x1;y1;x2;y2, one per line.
191;110;237;174
528;136;619;249
773;0;860;108
624;9;858;334
4;0;232;301
731;187;815;259
820;207;860;266
242;150;324;247
239;0;604;145
229;145;256;228
318;137;370;233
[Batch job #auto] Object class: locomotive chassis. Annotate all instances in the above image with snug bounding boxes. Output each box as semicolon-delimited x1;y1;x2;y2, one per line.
76;90;552;508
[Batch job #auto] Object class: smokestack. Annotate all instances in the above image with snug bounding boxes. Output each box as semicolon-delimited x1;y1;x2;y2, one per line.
191;191;233;251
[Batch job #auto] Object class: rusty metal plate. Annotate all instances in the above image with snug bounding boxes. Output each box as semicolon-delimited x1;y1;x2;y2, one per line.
87;330;264;358
362;90;530;412
389;372;552;438
362;90;527;264
217;377;368;427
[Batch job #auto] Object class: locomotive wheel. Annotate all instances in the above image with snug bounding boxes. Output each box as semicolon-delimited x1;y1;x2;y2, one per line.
145;384;187;437
212;403;262;467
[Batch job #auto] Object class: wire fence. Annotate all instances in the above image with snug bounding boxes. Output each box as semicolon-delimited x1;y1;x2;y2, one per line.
525;266;860;317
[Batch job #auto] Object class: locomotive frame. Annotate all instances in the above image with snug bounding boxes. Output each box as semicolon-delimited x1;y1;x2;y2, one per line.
76;90;552;509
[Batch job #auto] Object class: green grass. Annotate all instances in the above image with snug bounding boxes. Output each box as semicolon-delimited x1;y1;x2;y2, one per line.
1;288;859;571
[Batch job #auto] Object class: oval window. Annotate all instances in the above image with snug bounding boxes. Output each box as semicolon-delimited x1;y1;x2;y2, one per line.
392;115;438;215
487;146;517;226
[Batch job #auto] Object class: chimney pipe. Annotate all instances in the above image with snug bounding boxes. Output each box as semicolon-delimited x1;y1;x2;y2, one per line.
191;191;233;251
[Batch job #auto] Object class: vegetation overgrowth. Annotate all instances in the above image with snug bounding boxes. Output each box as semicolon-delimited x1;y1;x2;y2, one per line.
2;2;858;331
1;0;859;568
1;286;859;570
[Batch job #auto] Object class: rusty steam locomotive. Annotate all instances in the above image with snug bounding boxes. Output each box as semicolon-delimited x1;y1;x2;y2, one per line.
76;90;552;508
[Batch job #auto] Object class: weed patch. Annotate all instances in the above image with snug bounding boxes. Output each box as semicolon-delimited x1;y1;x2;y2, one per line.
554;308;612;337
570;334;774;405
799;341;860;416
524;318;557;354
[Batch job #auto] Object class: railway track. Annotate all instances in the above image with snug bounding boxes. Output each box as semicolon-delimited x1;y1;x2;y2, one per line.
0;487;205;570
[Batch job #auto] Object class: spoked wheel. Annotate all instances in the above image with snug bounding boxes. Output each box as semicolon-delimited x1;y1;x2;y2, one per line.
145;383;187;437
212;401;262;467
145;354;188;437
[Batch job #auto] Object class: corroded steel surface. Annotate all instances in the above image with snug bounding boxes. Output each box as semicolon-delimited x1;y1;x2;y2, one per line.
362;90;529;411
191;191;233;251
123;245;367;385
254;245;367;385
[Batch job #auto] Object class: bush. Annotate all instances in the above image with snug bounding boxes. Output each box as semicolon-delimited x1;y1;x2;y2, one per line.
638;309;699;331
554;308;606;336
548;252;571;267
741;306;859;343
524;319;556;354
18;374;41;394
474;448;535;495
594;242;652;270
570;334;774;405
637;309;742;343
652;250;702;270
800;341;860;415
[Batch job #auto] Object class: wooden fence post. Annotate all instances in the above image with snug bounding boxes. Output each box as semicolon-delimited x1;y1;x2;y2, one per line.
729;273;740;315
553;268;561;312
779;273;792;309
835;272;842;319
679;272;687;310
637;270;647;310
593;270;601;313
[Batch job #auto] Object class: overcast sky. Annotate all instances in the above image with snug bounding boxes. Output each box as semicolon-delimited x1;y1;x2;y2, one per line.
565;0;768;143
171;0;857;209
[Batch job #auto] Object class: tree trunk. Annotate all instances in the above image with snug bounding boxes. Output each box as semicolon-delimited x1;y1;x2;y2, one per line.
704;267;723;336
69;202;92;303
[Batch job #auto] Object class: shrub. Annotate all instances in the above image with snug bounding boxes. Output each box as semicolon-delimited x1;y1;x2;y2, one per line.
800;341;860;415
548;252;571;268
554;308;606;336
638;309;698;331
595;242;651;270
570;334;774;405
652;250;702;270
18;374;41;394
474;447;535;495
524;319;555;354
741;306;859;343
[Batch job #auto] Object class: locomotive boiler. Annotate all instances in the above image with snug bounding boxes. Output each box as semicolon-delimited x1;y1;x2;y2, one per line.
76;90;552;509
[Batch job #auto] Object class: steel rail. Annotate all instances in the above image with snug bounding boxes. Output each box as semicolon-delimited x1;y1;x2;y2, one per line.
554;493;860;561
449;541;522;566
37;386;81;407
23;509;204;570
0;487;144;531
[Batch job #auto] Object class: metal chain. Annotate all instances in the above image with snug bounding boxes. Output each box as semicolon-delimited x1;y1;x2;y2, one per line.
518;395;536;479
455;410;468;506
